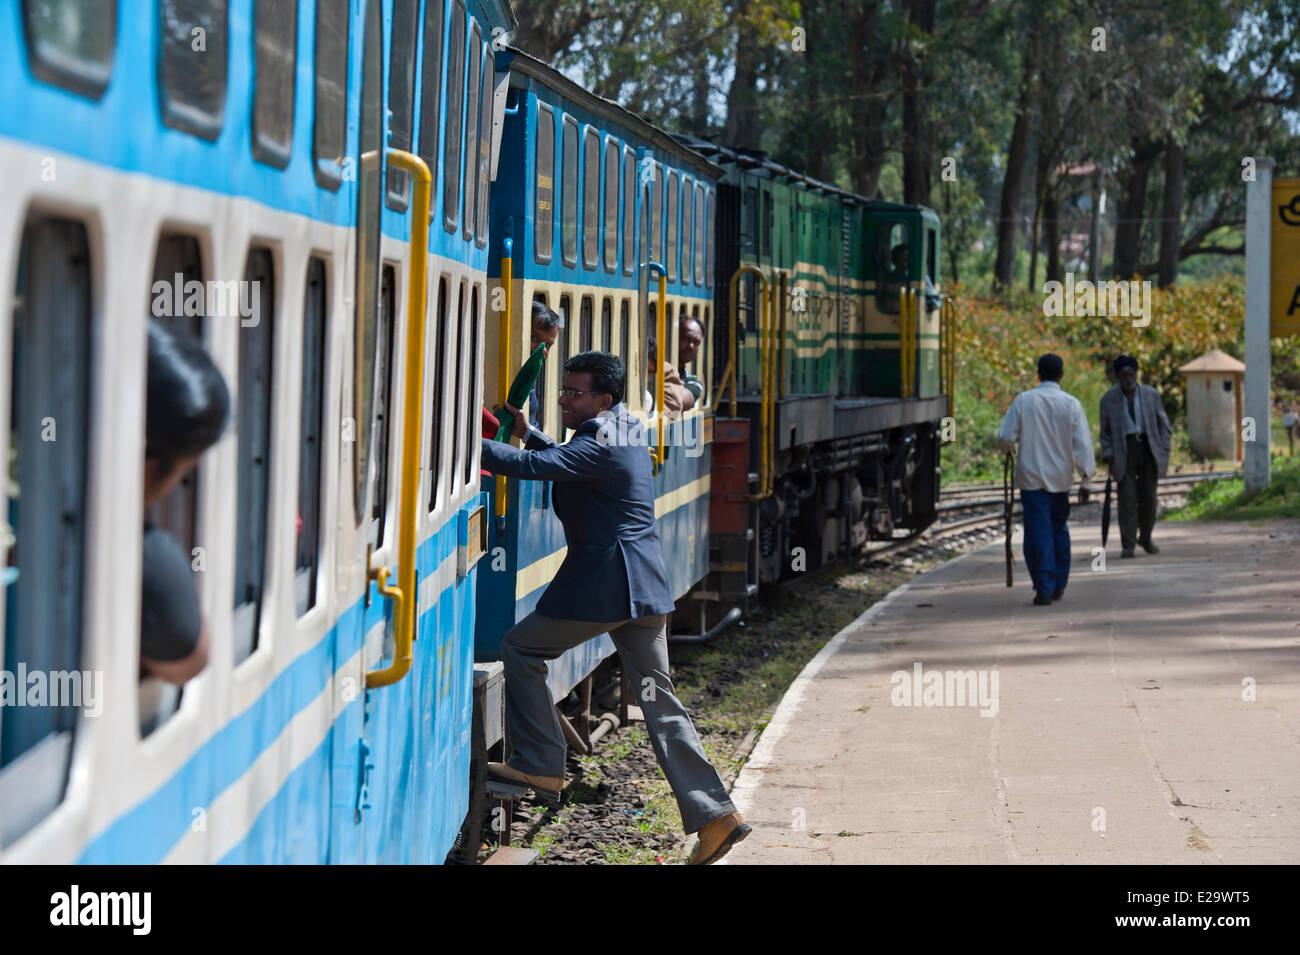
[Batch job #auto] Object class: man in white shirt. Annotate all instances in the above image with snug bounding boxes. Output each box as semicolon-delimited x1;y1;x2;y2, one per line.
997;354;1096;606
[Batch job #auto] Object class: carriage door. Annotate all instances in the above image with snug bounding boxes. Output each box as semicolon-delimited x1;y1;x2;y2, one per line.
328;0;387;863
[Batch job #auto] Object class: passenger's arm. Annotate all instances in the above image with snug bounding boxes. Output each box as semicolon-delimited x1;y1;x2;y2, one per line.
480;433;604;482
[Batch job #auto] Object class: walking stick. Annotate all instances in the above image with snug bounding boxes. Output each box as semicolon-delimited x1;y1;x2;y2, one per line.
1003;451;1014;587
1101;473;1113;547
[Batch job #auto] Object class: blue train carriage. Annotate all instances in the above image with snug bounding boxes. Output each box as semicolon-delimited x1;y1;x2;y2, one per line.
674;141;951;598
475;49;722;721
0;0;512;864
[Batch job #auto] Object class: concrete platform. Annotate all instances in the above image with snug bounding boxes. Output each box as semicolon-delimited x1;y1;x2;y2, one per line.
726;518;1300;864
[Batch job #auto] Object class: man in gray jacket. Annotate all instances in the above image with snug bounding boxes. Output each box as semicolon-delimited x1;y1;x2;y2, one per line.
1099;355;1172;558
480;350;749;865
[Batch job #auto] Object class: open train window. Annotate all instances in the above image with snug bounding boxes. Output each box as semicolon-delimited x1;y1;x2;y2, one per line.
442;0;466;234
252;0;297;168
474;43;492;247
604;139;619;272
416;0;444;209
233;249;276;665
461;23;481;241
600;298;612;352
666;171;678;281
463;286;481;487
876;221;909;316
428;278;450;511
556;294;572;437
22;0;115;99
368;266;396;550
312;0;348;189
682;175;693;285
386;0;419;209
296;258;327;617
706;189;715;286
583;128;599;270
622;146;635;276
579;297;593;353
352;0;384;523
694;183;705;285
0;218;91;848
452;281;470;480
531;292;550;432
534;105;555;265
561;116;579;267
158;0;229;141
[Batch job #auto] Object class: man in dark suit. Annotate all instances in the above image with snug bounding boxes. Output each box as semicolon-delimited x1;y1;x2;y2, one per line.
1099;355;1172;558
481;350;750;865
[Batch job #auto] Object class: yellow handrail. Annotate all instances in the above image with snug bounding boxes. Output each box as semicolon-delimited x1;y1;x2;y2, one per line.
648;263;667;474
777;272;788;400
494;239;513;520
900;287;915;399
367;149;431;689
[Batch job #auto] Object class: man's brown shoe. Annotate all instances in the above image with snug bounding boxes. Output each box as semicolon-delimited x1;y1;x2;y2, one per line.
486;762;565;803
687;812;752;865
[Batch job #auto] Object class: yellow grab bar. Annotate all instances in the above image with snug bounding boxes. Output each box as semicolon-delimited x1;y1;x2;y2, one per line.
495;239;513;520
647;263;667;474
367;149;431;689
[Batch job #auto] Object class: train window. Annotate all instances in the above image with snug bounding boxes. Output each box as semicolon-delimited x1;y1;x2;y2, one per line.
369;266;396;548
312;0;348;189
531;292;549;431
927;227;937;284
682;175;693;285
742;186;756;252
561;116;579;266
22;0;115;99
452;281;469;478
666;171;678;281
651;164;662;268
534;105;555;265
461;24;482;241
694;184;705;285
622;146;635;276
233;249;275;665
556;295;572;437
579;297;593;353
158;0;229;141
583;128;599;270
442;0;466;234
474;43;493;247
386;0;419;209
296;258;327;617
0;218;91;847
876;221;909;316
604;140;619;272
600;298;612;352
352;0;384;522
428;278;450;511
416;0;444;209
252;0;297;168
462;285;480;486
706;189;715;285
619;299;630;400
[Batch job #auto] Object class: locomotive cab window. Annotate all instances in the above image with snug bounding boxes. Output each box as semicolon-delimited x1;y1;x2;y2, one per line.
312;0;349;188
385;0;419;209
442;0;466;234
876;221;910;316
22;0;116;99
159;0;229;141
233;250;276;665
252;0;297;168
534;105;555;265
0;218;92;849
583;127;599;269
561;115;579;266
416;0;445;208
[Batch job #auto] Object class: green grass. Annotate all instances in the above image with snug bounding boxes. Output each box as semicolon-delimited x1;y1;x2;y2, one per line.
1166;455;1300;521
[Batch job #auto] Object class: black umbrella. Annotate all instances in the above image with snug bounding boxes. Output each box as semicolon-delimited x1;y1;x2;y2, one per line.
1101;473;1113;547
1003;452;1014;587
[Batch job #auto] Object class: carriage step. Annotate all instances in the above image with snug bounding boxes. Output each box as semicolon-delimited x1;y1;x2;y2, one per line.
484;847;539;865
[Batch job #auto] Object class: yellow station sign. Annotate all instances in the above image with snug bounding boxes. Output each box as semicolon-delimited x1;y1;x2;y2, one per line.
1273;178;1300;338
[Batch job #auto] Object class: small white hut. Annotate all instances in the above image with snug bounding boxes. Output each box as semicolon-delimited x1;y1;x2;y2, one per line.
1179;348;1245;462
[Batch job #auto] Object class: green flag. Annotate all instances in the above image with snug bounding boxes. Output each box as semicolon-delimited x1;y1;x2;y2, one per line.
494;342;548;442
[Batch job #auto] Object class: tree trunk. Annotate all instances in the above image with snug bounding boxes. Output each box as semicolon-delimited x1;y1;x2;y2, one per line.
902;0;936;207
993;14;1040;291
1112;141;1159;279
1045;184;1061;284
724;0;761;148
1157;138;1185;288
